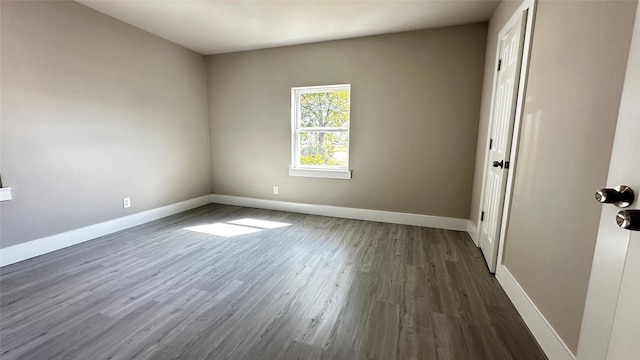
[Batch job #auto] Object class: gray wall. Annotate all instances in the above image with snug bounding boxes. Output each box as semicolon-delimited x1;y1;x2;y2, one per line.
491;0;635;354
206;24;487;219
0;1;212;248
4;0;634;354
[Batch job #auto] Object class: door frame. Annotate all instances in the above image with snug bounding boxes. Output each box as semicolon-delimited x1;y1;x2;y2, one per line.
476;0;537;272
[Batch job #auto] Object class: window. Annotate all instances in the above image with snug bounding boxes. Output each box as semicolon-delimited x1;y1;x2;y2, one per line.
289;84;352;180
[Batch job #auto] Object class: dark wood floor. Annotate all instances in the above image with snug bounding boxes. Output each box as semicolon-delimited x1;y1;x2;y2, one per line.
0;204;546;360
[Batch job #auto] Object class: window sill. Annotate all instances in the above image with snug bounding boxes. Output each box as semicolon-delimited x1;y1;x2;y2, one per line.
289;168;352;180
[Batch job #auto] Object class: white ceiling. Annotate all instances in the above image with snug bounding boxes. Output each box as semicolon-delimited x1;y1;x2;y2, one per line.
76;0;500;55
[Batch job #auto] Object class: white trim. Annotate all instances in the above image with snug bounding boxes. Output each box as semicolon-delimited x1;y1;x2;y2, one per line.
0;195;211;267
295;127;347;132
467;221;479;246
495;0;537;271
289;168;352;180
291;83;351;173
491;2;565;358
480;4;570;359
496;265;576;360
291;84;352;93
210;194;468;231
477;0;537;272
0;187;12;202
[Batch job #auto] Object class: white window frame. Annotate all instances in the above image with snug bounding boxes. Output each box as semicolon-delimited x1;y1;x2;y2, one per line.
289;84;352;180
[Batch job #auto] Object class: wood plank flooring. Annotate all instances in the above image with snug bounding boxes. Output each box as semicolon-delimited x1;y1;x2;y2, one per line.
0;204;546;359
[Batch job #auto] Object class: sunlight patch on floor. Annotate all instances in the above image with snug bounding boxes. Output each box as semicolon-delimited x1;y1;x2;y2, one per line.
184;218;291;237
228;218;291;229
184;223;262;237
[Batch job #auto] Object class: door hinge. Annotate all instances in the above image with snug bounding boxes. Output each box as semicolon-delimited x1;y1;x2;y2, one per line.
504;161;510;169
498;59;502;71
481;211;485;221
489;138;493;150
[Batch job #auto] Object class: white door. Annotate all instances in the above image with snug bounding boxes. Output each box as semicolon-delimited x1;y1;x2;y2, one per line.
479;10;527;272
577;4;640;359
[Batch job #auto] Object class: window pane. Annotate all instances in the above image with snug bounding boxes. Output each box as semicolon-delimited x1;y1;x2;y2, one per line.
298;131;348;167
299;90;350;128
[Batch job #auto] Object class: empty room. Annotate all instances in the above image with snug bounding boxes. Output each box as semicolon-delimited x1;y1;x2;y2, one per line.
1;0;639;359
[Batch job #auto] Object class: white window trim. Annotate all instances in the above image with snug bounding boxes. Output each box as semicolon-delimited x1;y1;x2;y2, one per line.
289;168;352;180
290;84;352;180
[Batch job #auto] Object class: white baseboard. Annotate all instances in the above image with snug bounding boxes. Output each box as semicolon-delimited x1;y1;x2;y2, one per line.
0;191;574;360
0;195;211;267
495;265;576;360
467;221;479;246
1;194;470;267
210;194;468;231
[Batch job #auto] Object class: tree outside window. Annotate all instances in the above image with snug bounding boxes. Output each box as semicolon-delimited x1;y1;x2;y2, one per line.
292;84;350;172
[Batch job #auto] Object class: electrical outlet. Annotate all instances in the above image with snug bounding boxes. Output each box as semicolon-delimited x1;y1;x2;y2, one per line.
273;186;279;195
123;197;131;208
